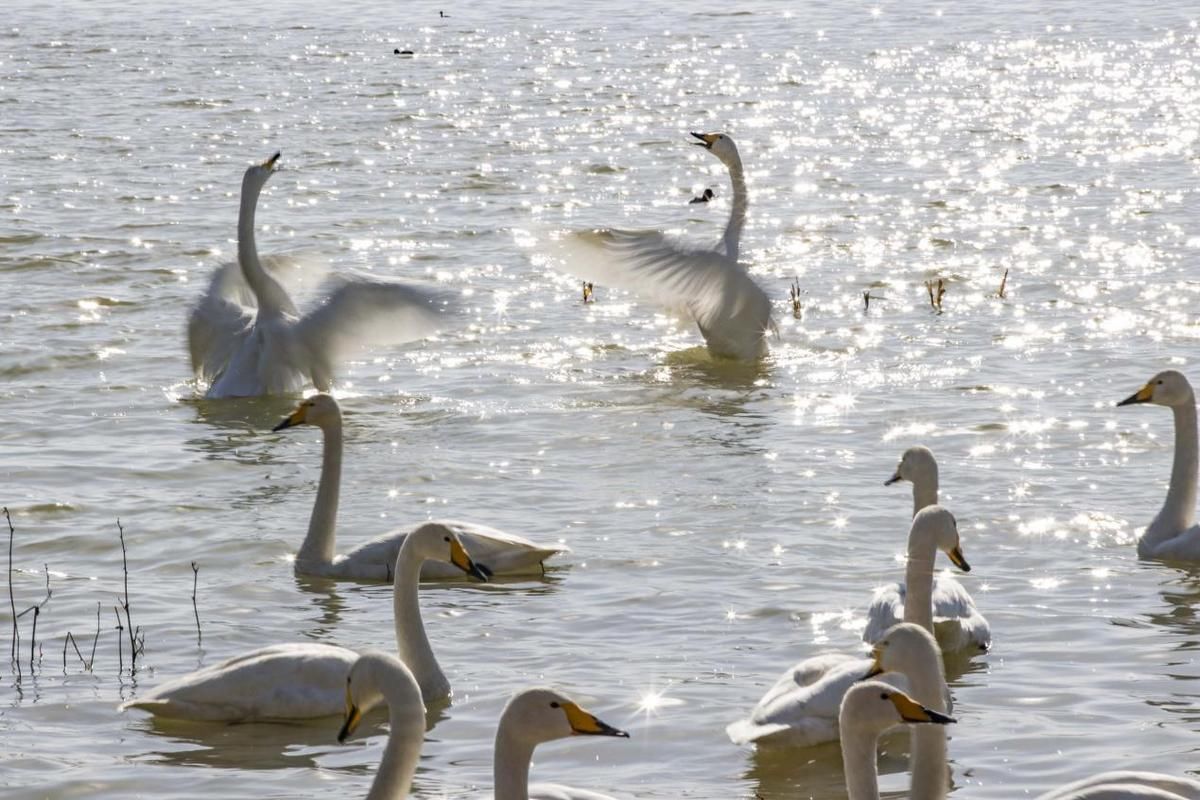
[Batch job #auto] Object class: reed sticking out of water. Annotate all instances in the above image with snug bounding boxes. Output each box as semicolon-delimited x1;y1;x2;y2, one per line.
6;507;15;665
582;281;594;304
115;520;144;674
190;561;202;647
16;565;52;671
63;602;101;672
789;280;802;319
925;278;946;312
998;268;1009;299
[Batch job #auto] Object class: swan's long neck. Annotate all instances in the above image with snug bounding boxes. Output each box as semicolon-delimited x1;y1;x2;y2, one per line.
1150;398;1199;547
841;724;882;800
913;477;938;518
295;419;342;567
492;722;535;800
394;547;449;702
237;174;292;318
367;673;425;800
908;663;950;800
903;539;937;635
722;155;748;263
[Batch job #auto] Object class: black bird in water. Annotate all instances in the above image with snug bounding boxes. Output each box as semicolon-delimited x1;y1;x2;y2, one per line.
689;187;715;204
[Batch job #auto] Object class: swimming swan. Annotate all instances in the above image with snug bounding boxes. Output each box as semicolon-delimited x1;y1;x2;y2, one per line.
273;394;567;579
838;681;955;800
553;132;773;361
726;509;963;748
337;651;426;800
492;688;630;800
870;463;992;655
1036;772;1200;800
1117;370;1200;560
119;525;488;720
187;151;446;398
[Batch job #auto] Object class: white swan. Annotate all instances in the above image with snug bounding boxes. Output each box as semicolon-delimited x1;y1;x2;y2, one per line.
491;688;629;800
838;681;955;800
337;651;426;800
1117;370;1200;560
552;132;773;361
188;151;447;398
726;508;962;748
1037;773;1200;800
273;394;567;580
119;524;488;720
867;468;992;655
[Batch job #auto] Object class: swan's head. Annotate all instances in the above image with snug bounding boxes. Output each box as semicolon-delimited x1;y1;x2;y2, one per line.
910;505;970;571
337;651;425;743
690;132;741;168
1117;370;1195;409
498;687;629;747
405;523;493;581
272;393;341;432
885;445;938;488
839;681;955;734
242;151;281;193
864;622;945;681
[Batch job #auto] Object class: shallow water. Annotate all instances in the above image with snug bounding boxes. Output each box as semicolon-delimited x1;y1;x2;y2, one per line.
3;1;1200;798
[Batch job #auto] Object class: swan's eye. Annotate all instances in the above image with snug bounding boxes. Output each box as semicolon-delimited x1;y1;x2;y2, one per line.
550;701;560;708
1157;380;1164;385
879;692;890;700
443;536;451;542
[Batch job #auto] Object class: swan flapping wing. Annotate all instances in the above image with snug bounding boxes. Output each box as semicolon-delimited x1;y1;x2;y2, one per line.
554;229;773;336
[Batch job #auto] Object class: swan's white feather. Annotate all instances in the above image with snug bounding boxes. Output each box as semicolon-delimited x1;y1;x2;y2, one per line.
527;785;621;800
862;575;992;654
1038;772;1200;800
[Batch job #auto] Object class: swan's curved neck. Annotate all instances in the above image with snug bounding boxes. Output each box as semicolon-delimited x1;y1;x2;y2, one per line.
237;175;291;318
903;538;937;635
366;673;425;800
841;724;882;800
492;722;535;800
722;155;748;263
394;547;449;702
295;419;342;567
1149;398;1199;547
908;663;950;800
913;478;938;518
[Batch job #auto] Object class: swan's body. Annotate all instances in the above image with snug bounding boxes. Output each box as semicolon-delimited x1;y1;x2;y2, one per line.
120;526;488;720
868;449;992;654
491;688;629;800
273;394;566;580
1038;773;1200;800
337;652;426;800
554;132;773;361
727;510;964;748
838;681;955;800
1117;371;1200;560
188;152;446;398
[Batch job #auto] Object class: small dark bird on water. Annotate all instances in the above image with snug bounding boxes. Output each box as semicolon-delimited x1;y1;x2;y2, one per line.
440;10;449;17
394;49;415;55
689;187;715;204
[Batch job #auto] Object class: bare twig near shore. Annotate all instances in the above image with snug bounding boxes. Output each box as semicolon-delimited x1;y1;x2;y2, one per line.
789;281;802;319
6;508;16;665
116;520;144;674
113;606;124;674
925;278;946;312
63;602;101;672
998;268;1009;299
190;562;202;647
14;565;52;671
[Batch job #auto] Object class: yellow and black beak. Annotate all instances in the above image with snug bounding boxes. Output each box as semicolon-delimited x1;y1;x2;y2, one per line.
690;131;717;149
888;691;956;725
562;701;630;738
1117;383;1153;407
863;647;885;680
263;151;281;170
884;470;903;486
337;683;363;743
272;403;307;432
947;544;971;572
449;536;493;582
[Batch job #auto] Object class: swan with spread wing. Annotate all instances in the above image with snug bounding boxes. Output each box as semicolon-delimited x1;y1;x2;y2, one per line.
553;132;774;361
187;152;448;398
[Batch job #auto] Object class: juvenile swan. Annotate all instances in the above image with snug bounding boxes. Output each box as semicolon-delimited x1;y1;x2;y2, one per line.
838;681;955;800
273;394;566;580
492;688;630;800
863;499;991;655
120;526;488;720
1117;370;1200;560
336;652;427;800
187;151;446;398
554;132;773;360
726;517;959;749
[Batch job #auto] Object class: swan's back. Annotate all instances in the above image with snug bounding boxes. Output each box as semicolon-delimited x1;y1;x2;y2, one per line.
1039;773;1200;800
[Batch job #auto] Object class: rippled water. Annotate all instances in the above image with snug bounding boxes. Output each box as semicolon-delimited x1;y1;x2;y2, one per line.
4;1;1200;798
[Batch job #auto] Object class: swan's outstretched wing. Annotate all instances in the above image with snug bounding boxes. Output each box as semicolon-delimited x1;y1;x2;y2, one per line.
187;261;256;383
1037;772;1200;800
295;275;449;389
553;229;773;350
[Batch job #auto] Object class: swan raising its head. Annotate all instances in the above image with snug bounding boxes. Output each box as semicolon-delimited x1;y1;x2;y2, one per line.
552;132;774;361
1117;370;1200;560
492;688;629;800
272;393;567;579
187;152;448;398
